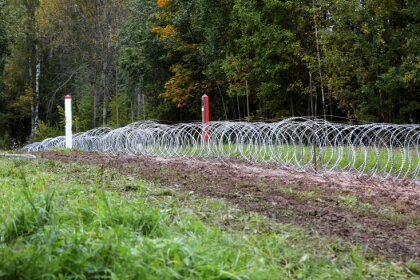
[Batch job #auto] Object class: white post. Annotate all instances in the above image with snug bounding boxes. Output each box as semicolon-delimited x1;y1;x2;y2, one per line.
65;95;73;149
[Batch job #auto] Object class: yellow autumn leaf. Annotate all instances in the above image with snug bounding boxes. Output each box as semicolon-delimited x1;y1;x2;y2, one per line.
157;0;171;8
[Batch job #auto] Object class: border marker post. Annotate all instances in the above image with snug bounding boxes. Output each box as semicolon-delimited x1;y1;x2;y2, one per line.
65;95;73;149
201;94;210;144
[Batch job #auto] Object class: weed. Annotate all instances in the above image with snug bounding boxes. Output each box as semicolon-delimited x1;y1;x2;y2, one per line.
339;195;358;206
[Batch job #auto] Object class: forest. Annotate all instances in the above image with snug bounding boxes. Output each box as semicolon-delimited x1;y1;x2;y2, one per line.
0;0;419;147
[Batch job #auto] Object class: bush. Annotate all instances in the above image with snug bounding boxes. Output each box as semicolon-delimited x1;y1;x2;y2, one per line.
33;120;61;142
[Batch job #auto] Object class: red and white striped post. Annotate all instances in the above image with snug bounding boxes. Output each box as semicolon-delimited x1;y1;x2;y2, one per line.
65;95;72;149
201;94;210;144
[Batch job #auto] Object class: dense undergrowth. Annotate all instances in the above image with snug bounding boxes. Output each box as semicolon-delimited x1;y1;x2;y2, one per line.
0;158;418;279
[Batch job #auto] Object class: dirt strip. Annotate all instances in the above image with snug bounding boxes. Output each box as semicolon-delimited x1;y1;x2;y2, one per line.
36;151;420;262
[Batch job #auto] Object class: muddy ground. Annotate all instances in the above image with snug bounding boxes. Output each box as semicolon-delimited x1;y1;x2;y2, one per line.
35;151;419;262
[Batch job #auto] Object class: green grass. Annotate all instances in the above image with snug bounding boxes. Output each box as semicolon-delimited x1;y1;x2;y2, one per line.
153;144;418;178
0;158;418;279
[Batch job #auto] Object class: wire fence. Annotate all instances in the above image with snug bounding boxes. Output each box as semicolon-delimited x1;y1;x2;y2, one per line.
22;117;419;180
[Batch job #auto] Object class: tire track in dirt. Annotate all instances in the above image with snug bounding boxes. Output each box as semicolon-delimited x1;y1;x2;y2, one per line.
36;151;420;261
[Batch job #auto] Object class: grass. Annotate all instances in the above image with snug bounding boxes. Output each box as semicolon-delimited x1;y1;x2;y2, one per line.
0;158;418;279
139;144;419;178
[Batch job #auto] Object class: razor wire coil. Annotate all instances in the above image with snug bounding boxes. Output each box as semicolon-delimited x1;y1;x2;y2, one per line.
22;117;420;180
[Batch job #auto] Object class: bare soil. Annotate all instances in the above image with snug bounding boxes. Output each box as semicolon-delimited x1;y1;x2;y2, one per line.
35;151;420;262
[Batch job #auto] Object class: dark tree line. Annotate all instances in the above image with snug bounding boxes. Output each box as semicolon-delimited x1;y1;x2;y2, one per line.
0;0;419;147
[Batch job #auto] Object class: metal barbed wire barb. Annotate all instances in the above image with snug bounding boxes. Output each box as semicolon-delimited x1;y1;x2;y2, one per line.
22;117;420;180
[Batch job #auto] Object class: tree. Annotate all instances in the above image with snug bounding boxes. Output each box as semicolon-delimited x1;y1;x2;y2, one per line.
36;0;127;126
1;0;40;143
1;0;419;146
0;0;10;146
119;0;176;121
152;0;212;117
320;0;419;122
222;0;308;119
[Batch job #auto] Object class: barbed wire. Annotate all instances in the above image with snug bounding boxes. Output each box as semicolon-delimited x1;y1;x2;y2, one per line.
22;117;419;180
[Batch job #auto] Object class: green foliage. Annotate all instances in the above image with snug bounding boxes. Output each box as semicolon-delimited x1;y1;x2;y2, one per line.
119;0;174;120
0;0;8;72
0;0;40;144
109;92;131;127
1;0;419;144
0;0;9;147
320;0;420;122
56;105;65;128
34;120;61;141
0;132;11;150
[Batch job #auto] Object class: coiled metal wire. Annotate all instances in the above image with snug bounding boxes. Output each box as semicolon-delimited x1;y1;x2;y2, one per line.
22;117;419;180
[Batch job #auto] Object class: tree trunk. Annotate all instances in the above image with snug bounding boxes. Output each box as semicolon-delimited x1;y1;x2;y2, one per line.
115;68;119;126
309;71;314;118
231;97;236;120
216;83;227;120
245;79;250;120
30;52;40;138
130;98;134;123
93;84;99;127
137;93;140;119
34;57;40;127
102;60;110;126
142;94;146;120
379;89;384;122
101;6;111;126
290;94;295;116
236;93;241;120
312;0;326;119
